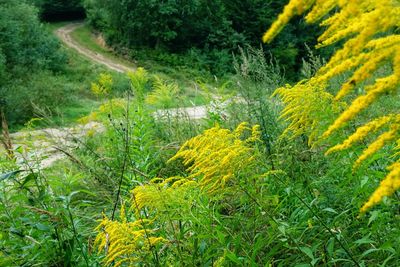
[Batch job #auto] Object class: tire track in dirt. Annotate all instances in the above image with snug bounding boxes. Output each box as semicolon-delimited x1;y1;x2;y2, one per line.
55;22;136;73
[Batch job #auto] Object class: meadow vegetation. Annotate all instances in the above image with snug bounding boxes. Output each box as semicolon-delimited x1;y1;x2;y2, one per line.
0;0;399;266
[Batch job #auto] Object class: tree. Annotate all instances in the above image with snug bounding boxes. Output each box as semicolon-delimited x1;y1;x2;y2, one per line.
0;0;66;124
84;0;324;78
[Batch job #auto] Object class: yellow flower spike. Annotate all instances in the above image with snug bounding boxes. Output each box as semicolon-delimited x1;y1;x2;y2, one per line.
262;0;315;43
395;50;400;76
335;49;395;99
91;73;113;97
265;0;400;210
95;215;163;266
325;116;393;155
354;125;399;169
274;81;335;142
322;77;398;139
305;0;337;23
132;176;198;214
361;162;400;213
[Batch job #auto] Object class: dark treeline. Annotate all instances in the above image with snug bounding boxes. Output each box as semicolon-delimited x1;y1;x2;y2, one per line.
29;0;85;21
83;0;326;78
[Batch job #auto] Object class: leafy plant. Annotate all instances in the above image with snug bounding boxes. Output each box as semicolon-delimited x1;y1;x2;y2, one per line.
264;0;400;213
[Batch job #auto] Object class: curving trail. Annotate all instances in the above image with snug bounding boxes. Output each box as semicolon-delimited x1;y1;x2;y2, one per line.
55;22;136;73
3;22;211;170
55;22;209;121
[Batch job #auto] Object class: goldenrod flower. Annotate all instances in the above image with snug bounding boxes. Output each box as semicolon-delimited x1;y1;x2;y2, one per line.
95;210;164;266
273;81;337;145
262;0;314;43
132;177;198;214
169;123;260;193
354;125;399;168
326;115;393;155
91;73;113;96
145;76;179;108
264;0;400;210
128;67;149;100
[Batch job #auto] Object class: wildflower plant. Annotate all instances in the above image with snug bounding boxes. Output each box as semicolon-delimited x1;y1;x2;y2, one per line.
264;0;400;212
132;177;199;215
95;205;164;267
145;76;180;109
169;122;262;194
91;73;113;97
95;123;270;265
128;67;149;102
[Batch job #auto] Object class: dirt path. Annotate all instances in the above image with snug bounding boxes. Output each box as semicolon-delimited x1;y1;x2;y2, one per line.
55;22;209;121
3;22;210;170
8;122;105;170
55;22;136;73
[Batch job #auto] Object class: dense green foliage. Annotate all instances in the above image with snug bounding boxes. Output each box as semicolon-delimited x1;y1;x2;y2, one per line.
0;0;67;124
84;0;323;77
2;54;398;265
0;1;129;128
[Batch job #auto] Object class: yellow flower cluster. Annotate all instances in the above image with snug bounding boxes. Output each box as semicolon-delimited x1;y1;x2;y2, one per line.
265;0;400;135
321;75;399;139
273;81;336;145
132;177;198;214
95;123;262;265
354;124;399;168
326;114;400;171
264;0;400;211
91;73;113;97
262;0;314;43
169;123;261;193
78;99;126;124
128;67;149;100
145;76;179;108
131;123;261;217
95;207;164;267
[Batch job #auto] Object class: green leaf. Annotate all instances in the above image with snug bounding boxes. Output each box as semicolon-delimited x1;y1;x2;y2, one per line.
35;223;50;231
322;208;337;214
354;235;375;245
226;251;241;264
368;210;379;226
327;238;335;256
300;246;314;261
360;176;369;188
21;173;35;187
0;170;22;181
361;248;379;257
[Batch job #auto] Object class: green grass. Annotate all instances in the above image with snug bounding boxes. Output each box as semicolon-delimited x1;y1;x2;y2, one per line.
14;20;227;133
71;24;136;68
52;98;100;126
7;24;132;132
45;21;72;32
68;23;227;107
